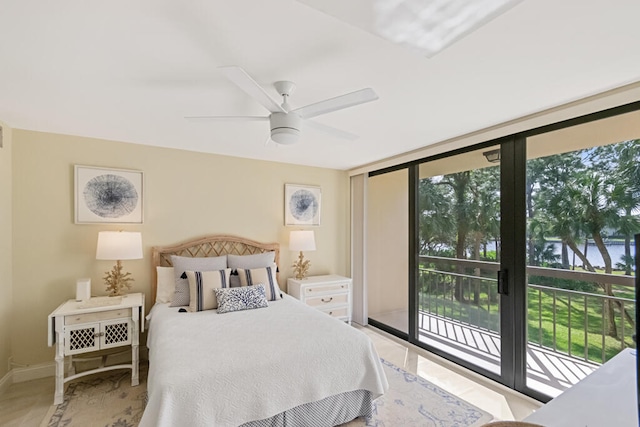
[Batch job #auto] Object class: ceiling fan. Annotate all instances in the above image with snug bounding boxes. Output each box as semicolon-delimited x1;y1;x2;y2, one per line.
186;66;379;145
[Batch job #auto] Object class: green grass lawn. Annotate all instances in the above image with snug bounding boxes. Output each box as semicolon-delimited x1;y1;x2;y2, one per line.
527;289;634;363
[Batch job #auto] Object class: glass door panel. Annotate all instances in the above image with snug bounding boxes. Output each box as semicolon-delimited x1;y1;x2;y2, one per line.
525;110;640;397
417;146;501;375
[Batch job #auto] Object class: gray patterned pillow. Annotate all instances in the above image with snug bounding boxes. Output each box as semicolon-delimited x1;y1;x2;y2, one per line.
214;284;269;314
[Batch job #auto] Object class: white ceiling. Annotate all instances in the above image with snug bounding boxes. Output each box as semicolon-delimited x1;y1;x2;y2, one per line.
1;0;639;170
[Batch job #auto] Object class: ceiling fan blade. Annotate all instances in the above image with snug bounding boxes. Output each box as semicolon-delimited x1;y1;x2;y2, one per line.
218;66;286;114
184;116;268;122
306;120;359;141
293;88;378;119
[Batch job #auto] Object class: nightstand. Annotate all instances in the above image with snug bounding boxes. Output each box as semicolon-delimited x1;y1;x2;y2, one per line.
47;293;145;405
287;275;352;323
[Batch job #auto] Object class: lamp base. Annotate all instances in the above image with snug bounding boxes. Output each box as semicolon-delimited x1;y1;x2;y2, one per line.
292;251;311;280
103;260;134;296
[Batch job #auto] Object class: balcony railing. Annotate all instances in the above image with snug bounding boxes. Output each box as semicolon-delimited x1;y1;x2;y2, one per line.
418;256;636;366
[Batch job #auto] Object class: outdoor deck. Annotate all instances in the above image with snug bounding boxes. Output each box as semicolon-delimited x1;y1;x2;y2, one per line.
372;309;600;397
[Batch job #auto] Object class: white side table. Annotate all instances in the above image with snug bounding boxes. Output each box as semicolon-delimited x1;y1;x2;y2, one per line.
287;275;352;323
47;292;144;404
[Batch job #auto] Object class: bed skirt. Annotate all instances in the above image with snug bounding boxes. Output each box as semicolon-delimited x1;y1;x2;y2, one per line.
241;390;373;427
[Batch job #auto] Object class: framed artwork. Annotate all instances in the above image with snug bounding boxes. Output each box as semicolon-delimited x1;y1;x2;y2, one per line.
285;184;321;226
75;165;144;224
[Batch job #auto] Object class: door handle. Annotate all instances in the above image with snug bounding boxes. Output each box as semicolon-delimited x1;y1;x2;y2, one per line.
497;269;508;295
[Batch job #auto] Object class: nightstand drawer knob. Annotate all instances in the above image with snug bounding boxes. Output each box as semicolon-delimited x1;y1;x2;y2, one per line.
321;297;333;303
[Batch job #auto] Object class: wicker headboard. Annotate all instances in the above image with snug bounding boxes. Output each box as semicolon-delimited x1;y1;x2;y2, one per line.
151;234;280;304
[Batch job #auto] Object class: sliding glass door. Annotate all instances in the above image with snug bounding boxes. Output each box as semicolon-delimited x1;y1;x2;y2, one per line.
415;145;504;377
363;102;640;400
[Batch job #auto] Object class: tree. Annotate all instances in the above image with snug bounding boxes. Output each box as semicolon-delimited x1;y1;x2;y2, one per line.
596;140;640;275
418;178;455;255
436;171;472;302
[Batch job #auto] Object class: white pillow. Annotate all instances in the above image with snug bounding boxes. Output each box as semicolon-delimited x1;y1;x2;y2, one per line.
237;263;282;301
156;266;175;303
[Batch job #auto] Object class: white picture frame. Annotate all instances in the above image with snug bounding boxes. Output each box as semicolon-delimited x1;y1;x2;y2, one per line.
285;184;321;226
74;165;144;224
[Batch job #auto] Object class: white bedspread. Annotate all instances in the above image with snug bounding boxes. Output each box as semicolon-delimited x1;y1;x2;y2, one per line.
139;295;388;427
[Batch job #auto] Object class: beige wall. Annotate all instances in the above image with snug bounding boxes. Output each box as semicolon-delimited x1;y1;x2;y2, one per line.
0;122;13;379
11;129;349;367
366;169;408;321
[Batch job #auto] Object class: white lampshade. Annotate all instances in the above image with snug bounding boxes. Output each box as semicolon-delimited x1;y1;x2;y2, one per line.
289;230;316;252
96;231;143;260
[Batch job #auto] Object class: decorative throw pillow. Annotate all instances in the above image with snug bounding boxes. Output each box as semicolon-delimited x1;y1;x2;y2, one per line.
185;269;231;312
227;251;276;288
237;263;282;301
214;284;269;314
170;255;227;307
156;266;175;303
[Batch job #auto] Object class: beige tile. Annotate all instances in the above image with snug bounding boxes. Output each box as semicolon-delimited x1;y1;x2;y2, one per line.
357;324;542;421
0;377;53;427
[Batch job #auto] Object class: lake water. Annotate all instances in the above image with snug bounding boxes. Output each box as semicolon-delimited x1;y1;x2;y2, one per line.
547;241;635;269
483;241;636;269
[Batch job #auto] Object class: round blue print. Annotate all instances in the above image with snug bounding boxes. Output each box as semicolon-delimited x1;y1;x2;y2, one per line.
289;189;318;221
83;174;138;218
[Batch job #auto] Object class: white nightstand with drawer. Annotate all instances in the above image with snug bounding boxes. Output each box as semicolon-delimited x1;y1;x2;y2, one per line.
47;293;144;405
287;275;352;323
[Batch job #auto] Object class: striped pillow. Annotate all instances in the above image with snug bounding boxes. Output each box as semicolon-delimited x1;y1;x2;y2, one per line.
170;255;227;307
237;263;282;301
185;269;231;312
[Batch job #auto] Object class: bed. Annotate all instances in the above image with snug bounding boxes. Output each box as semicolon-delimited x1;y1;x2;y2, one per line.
139;235;388;427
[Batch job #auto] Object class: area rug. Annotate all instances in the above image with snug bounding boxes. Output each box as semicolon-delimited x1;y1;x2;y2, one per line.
40;364;147;427
342;358;494;427
41;359;493;427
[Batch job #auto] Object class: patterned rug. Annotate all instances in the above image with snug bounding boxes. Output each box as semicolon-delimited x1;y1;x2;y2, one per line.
41;359;492;427
343;358;493;427
40;364;147;427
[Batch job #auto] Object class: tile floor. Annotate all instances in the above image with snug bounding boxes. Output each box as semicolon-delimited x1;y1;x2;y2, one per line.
355;324;542;421
0;325;541;426
0;376;54;427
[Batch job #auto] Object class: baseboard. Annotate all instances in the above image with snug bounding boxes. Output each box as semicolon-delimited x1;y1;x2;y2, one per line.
12;361;55;383
0;370;13;395
7;350;150;386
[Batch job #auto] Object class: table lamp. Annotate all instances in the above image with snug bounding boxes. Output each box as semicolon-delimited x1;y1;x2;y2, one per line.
290;230;316;280
96;231;143;296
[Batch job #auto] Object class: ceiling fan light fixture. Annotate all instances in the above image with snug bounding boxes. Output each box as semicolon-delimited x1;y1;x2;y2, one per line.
271;128;300;145
270;112;301;145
